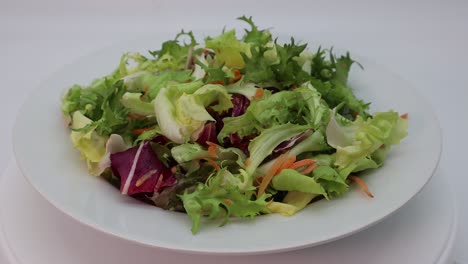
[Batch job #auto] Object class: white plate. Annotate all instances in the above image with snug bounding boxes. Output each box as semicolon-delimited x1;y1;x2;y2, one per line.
13;34;441;255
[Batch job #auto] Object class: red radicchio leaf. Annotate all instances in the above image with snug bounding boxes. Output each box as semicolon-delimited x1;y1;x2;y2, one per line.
196;121;218;146
110;142;175;195
230;94;250;117
273;129;312;154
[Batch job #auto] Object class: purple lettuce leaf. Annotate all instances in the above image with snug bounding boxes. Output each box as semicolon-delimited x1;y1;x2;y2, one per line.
110;142;175;195
196;121;218;146
230;94;250;117
273;129;312;153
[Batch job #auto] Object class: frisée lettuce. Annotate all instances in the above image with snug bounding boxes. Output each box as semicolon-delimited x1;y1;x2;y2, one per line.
61;16;408;234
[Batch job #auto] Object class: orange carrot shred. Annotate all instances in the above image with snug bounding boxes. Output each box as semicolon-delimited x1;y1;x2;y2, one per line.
132;127;153;135
289;159;315;170
223;199;233;206
253;88;264;99
253;176;263;187
201;158;220;171
301;163;318;175
208;145;218;158
206;142;221;158
257;153;289;197
127;113;147;120
277;156;297;173
401;113;409;119
170;166;177;174
349;175;374;198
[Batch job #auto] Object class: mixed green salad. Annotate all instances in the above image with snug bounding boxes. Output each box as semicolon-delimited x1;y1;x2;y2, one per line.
61;17;408;234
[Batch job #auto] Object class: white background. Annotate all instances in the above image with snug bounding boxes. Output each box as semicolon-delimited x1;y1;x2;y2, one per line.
1;0;467;262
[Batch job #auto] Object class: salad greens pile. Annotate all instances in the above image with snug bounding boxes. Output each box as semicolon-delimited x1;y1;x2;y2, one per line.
61;16;408;234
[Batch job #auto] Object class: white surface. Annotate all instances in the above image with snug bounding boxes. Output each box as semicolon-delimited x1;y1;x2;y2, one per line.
0;160;457;264
1;0;467;261
12;31;441;253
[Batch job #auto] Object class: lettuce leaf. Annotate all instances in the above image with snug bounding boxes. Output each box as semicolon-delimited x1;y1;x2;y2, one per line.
205;30;251;68
219;83;329;140
155;84;232;144
267;191;317;216
110;142;175;195
312;165;348;197
238;15;272;46
272;169;327;197
149;31;198;71
179;168;268;234
70;111;108;175
121;92;154;116
171;143;246;173
124;71;193;100
246;123;309;175
326;110;408;169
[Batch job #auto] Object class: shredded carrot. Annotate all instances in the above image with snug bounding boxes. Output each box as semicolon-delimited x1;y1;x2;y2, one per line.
201;158;220;171
223;199;233;206
253;176;263;187
207;145;218;158
127;113;147;120
401;113;409;119
257;153;289;197
277;156;297;173
253;88;264;99
349;175;374;198
301;163;318;175
170;166;177;174
289;159;315;170
132;127;153;135
229;69;242;83
184;79;192;83
206;142;221;158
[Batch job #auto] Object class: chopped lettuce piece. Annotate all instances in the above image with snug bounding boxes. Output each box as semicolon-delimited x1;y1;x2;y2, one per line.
272;169;327;197
219;82;329;140
149;31;198;71
121;92;154;116
154;84;231;144
110;142;175;195
70;111;108;176
205;30;251;68
246;124;309;175
312;165;348;197
179;168;268;234
326;110;408;169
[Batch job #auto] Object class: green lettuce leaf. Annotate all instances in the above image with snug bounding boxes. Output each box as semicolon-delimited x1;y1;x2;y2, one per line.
224;78;259;99
326;110;408;169
149;31;198;71
267;191;317;216
272;169;327;197
179;168;268;234
70;111;108;175
312;165;348;197
256;130;331;176
238;15;272;46
155;84;232;143
246;123;309;175
120;92;154;116
205;30;251;68
219;83;329;140
241;38;309;88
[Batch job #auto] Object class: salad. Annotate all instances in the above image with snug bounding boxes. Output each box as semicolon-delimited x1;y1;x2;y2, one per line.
61;17;408;234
